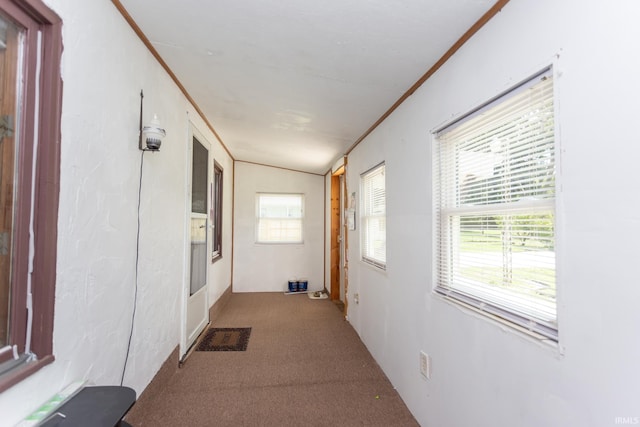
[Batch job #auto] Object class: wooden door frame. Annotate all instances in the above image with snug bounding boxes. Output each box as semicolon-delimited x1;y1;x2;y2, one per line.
329;159;348;315
330;174;340;300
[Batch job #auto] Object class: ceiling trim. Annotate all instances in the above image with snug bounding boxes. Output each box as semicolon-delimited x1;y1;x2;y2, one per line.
111;0;234;161
346;0;511;155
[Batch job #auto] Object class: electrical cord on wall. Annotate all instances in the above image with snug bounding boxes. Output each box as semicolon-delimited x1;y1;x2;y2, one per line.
121;150;145;386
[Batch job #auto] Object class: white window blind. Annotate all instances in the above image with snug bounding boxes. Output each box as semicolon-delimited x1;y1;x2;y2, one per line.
256;193;304;243
434;69;557;340
361;163;386;269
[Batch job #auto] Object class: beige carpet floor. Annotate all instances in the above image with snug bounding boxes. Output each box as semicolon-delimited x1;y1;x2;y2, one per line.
125;292;419;426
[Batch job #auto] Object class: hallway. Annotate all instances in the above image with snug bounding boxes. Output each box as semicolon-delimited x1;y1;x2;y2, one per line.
4;2;640;425
125;293;418;426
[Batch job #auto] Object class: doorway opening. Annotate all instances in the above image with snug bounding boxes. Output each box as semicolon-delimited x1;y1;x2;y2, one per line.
330;161;347;315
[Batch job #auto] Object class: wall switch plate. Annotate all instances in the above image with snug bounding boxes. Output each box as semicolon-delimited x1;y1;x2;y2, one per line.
420;351;431;379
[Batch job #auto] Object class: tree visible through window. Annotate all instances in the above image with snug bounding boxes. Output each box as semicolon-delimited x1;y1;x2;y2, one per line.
434;69;557;340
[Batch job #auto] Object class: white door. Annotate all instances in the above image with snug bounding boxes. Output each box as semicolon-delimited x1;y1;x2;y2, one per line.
184;132;210;352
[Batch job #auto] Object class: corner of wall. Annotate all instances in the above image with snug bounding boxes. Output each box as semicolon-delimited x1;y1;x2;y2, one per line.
209;284;232;323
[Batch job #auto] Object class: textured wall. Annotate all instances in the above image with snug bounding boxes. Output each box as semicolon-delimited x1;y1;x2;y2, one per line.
1;1;233;424
345;0;640;426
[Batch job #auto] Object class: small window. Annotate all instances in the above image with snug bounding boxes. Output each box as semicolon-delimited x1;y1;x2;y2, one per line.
434;69;557;340
211;162;223;261
361;163;386;269
256;193;304;244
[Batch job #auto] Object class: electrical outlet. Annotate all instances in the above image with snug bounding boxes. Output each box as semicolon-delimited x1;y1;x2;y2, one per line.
420;351;431;379
353;293;359;304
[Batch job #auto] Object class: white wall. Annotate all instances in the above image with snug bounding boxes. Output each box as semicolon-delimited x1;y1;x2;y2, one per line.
233;162;324;293
1;1;233;425
345;0;640;426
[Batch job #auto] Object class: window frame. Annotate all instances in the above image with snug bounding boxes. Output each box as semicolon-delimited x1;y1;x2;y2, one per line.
0;0;62;392
433;68;558;341
360;162;386;270
211;161;223;261
255;193;304;244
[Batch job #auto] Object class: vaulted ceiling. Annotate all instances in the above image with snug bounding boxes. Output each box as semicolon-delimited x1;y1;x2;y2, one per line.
117;0;499;174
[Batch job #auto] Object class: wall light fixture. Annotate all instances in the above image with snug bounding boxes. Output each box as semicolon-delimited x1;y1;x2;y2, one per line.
138;90;166;151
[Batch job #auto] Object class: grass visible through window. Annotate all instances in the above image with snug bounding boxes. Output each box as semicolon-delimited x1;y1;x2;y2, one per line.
457;217;555;302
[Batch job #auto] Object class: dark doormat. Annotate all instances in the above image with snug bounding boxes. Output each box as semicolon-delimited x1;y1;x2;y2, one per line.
196;328;251;352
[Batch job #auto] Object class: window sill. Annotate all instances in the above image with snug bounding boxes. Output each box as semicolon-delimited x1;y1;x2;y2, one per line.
0;354;55;393
361;258;387;273
434;292;563;355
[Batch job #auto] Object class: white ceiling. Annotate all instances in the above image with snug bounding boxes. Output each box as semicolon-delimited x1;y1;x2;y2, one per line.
119;0;497;174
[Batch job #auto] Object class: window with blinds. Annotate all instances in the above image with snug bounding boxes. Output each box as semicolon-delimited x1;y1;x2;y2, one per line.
256;193;304;244
361;163;386;269
434;68;557;340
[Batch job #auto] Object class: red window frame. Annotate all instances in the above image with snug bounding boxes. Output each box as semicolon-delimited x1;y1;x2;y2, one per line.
211;161;223;261
0;0;62;392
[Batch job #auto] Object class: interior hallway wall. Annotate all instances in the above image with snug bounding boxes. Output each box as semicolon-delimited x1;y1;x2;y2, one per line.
1;0;233;424
344;0;640;426
233;162;324;293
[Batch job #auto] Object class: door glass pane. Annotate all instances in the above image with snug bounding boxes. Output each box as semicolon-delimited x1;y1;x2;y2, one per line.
190;138;208;296
190;217;207;296
191;137;207;214
0;14;24;348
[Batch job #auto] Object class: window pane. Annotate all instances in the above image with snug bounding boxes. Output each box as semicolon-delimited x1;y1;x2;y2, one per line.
259;194;303;218
256;194;304;243
435;70;556;338
190;137;208;295
361;164;386;268
0;0;63;389
211;163;222;258
451;213;556;320
257;218;302;242
191;137;208;214
0;14;24;349
190;217;207;295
